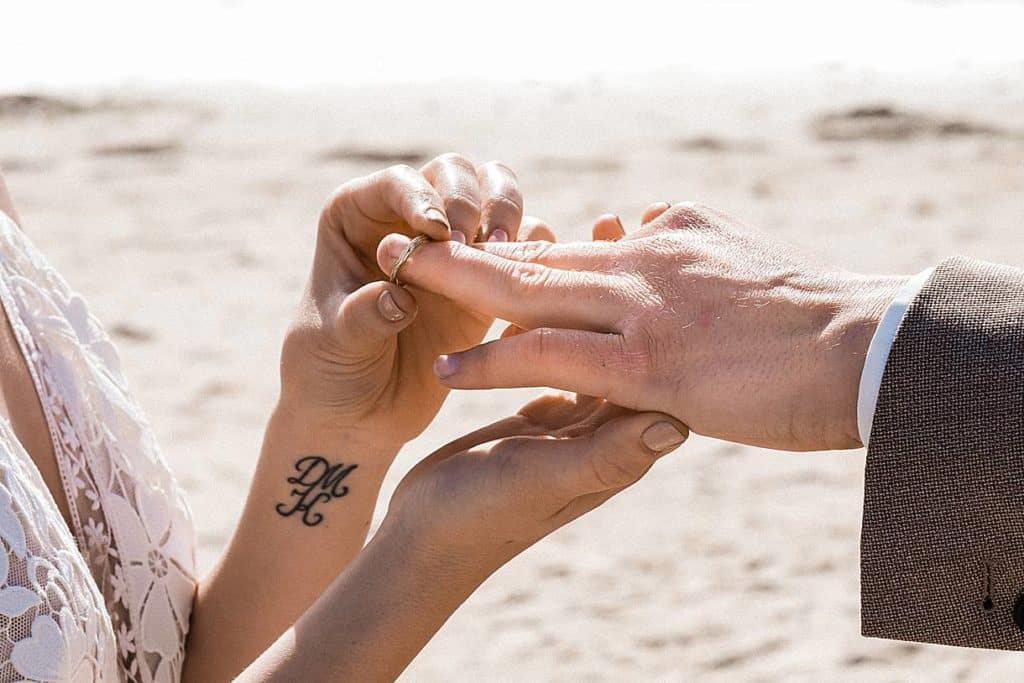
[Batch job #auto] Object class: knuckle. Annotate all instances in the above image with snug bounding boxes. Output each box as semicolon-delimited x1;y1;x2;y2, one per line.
436;152;475;172
444;192;481;218
387;163;417;178
485;191;523;215
482;159;518;180
507;261;552;291
606;330;657;405
381;165;419;192
318;183;352;232
631;327;660;373
512;241;554;263
663;202;718;231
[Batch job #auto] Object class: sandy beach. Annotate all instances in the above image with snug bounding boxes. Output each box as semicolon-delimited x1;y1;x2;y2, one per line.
1;64;1023;680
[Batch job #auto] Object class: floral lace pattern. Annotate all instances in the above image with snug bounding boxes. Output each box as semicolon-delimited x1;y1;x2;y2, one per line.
0;211;197;682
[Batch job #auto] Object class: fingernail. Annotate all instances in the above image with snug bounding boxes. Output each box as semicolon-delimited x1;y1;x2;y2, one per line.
377;290;406;322
488;228;508;243
424;208;451;231
451;230;467;244
641;422;686;452
434;354;460;379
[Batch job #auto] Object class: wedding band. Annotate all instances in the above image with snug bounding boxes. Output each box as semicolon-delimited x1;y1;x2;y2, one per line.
388;234;431;285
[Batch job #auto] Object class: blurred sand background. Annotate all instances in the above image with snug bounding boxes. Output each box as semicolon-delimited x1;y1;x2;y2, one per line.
2;1;1024;679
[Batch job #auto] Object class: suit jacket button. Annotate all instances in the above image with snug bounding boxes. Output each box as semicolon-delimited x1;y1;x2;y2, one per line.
1013;594;1024;631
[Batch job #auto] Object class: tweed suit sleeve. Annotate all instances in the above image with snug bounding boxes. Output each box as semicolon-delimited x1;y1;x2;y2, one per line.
860;256;1024;650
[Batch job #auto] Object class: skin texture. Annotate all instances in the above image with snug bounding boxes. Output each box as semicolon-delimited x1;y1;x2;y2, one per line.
184;154;545;680
376;202;909;451
237;393;687;682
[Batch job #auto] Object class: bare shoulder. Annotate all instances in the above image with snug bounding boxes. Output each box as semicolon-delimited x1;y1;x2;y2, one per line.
0;168;20;226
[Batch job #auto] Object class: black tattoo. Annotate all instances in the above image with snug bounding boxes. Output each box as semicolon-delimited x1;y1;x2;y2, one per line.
275;456;358;526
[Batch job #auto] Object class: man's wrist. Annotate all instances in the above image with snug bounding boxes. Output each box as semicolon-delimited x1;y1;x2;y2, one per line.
855;267;935;446
826;274;911;448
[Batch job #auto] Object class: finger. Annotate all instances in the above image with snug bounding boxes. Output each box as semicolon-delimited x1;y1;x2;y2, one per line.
511;411;687;498
647;202;731;233
447;392;602;450
515;393;628;438
476;239;621;270
410;410;551;473
376;234;626;331
519;216;556;242
329;280;418;357
434;328;641;407
591;213;625;241
421;153;482;243
477;161;523;243
514;391;602;430
322;165;452;248
641;202;672;225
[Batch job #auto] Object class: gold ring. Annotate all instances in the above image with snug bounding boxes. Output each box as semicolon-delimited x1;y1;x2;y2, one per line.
389;234;431;285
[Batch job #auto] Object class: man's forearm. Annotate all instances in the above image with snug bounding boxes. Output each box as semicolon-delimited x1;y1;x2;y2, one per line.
183;401;399;681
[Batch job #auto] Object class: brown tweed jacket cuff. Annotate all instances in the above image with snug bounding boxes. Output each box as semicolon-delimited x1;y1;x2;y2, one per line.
861;256;1024;650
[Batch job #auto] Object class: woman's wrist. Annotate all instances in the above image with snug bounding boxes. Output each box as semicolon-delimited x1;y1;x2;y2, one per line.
269;397;406;459
186;399;406;680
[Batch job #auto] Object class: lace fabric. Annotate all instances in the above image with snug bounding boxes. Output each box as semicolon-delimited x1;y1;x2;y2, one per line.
0;211;197;682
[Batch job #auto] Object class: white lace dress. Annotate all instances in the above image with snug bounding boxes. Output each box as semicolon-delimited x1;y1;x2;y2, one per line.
0;210;197;682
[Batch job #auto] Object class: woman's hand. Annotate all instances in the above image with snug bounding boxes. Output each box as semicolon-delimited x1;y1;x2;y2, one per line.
235;396;685;683
189;155;553;681
384;392;688;566
279;153;538;449
375;202;907;451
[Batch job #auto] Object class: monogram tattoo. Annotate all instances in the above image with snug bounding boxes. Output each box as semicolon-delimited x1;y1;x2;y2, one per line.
275;456;358;527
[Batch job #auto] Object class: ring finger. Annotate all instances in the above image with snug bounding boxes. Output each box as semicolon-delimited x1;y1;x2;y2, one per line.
421;153;483;243
477;160;524;243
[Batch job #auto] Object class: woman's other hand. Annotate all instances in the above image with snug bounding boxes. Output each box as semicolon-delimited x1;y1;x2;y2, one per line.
234;396;685;683
383;393;688;567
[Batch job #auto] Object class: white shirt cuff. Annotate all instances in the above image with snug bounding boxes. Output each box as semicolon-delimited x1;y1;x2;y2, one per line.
857;268;935;446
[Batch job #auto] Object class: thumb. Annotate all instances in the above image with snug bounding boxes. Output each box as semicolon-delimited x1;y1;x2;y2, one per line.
330;281;418;356
530;411;687;498
578;412;689;493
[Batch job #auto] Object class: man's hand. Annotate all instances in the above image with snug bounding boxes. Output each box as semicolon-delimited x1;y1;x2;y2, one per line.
376;203;908;451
